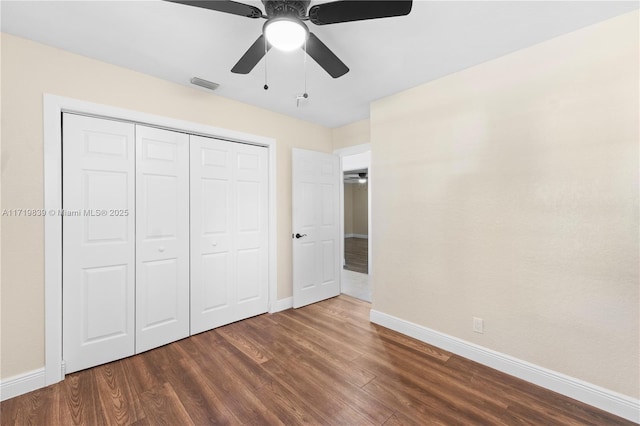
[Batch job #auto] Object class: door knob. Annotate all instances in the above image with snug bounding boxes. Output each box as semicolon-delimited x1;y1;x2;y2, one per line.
211;242;218;246
294;233;307;239
158;246;165;252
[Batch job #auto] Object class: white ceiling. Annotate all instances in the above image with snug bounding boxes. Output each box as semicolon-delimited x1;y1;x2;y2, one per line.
1;1;637;128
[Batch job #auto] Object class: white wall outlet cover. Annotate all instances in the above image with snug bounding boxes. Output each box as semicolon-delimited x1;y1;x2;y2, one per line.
473;317;484;334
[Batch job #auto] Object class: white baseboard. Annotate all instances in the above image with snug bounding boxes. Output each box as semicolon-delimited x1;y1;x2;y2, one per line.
370;310;640;423
345;234;368;239
0;368;46;401
271;297;293;313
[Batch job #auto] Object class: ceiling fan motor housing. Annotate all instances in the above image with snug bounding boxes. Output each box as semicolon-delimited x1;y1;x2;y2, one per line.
262;0;310;18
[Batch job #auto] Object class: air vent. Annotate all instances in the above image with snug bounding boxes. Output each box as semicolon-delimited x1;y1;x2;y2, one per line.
190;77;219;91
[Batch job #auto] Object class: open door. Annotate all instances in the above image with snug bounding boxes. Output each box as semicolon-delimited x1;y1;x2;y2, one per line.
292;148;341;308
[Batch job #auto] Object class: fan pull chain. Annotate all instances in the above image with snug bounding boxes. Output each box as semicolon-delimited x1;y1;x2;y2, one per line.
263;36;269;90
303;37;308;99
297;38;309;108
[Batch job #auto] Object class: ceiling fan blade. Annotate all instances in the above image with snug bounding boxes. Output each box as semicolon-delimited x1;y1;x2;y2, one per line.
309;1;412;25
166;1;263;19
231;34;271;74
305;33;349;78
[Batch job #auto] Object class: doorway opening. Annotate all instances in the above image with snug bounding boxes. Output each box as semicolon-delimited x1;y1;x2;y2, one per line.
343;168;368;274
339;146;371;303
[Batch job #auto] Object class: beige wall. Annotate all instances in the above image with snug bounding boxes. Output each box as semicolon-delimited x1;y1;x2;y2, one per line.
352;182;368;236
344;181;368;236
344;183;354;235
332;118;370;150
0;33;333;379
370;10;639;399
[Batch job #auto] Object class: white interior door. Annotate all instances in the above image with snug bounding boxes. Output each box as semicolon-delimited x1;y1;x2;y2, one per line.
135;125;190;353
62;114;135;373
292;148;341;308
190;135;268;334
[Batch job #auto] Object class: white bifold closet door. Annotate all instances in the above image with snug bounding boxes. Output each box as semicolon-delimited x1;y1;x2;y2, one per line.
63;114;136;374
190;135;269;334
63;114;267;373
135;125;190;353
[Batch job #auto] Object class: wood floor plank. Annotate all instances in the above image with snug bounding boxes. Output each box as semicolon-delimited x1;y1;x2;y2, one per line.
250;377;330;425
144;336;242;425
315;294;372;322
283;307;392;357
167;356;241;425
306;299;451;363
344;237;368;273
305;297;371;328
120;350;166;395
186;333;283;424
128;418;151;426
138;383;194;426
1;295;635;426
269;306;366;362
255;328;395;425
94;361;145;425
261;356;376;425
448;355;633;426
62;370;107;426
196;330;273;391
0;385;72;426
246;312;377;388
371;323;452;363
356;343;512;420
383;409;455;426
362;374;470;425
215;321;273;364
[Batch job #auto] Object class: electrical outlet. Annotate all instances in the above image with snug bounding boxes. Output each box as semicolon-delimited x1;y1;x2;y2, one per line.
473;317;484;334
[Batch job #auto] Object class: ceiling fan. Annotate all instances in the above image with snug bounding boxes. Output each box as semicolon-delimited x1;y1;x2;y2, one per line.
168;0;413;78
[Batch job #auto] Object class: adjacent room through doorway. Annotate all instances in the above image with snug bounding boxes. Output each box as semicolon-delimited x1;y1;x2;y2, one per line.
342;168;371;302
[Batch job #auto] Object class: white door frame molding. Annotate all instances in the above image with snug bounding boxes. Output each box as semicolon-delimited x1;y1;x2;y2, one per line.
43;94;278;386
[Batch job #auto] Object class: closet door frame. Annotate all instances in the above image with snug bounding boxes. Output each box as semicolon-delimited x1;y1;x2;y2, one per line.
43;94;277;387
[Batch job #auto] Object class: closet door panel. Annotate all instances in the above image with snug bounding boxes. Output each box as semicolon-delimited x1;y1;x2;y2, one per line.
237;249;260;301
234;143;269;314
190;136;268;334
190;136;234;334
63;114;135;374
136;125;190;353
201;252;230;310
199;173;233;314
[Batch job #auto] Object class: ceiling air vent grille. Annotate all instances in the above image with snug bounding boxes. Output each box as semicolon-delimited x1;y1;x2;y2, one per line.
190;77;219;91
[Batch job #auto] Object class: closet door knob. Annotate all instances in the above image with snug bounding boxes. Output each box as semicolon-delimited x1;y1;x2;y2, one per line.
211;242;218;246
158;247;165;252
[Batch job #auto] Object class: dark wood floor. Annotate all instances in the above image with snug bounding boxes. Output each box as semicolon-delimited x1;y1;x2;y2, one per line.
345;237;368;274
1;295;633;425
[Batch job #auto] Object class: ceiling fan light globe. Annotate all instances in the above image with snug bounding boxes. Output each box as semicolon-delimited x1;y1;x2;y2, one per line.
264;18;308;52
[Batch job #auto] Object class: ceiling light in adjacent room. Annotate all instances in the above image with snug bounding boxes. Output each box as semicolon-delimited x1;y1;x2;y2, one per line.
264;17;308;52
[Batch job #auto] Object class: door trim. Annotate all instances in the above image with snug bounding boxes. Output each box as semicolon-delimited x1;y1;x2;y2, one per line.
43;94;278;386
